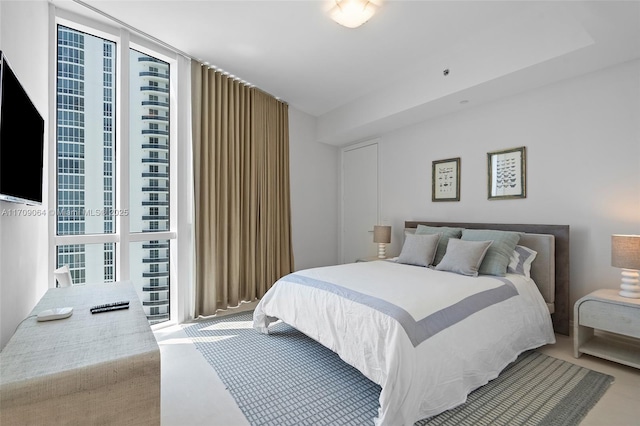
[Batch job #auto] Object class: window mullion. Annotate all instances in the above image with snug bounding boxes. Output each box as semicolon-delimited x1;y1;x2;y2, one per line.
55;234;119;246
117;29;131;282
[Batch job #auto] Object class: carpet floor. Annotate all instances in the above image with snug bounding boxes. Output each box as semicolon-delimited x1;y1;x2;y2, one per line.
183;311;613;426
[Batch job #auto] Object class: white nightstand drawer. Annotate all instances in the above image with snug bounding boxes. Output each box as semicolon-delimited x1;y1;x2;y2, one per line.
580;300;640;339
574;289;640;369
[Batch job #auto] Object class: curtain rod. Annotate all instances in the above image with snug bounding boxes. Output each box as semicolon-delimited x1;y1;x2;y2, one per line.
69;0;286;103
70;0;192;60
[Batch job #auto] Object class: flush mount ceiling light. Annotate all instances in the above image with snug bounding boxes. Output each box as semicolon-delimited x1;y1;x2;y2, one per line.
330;0;380;29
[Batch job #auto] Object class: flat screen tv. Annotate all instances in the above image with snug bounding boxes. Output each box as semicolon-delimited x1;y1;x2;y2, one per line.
0;50;45;205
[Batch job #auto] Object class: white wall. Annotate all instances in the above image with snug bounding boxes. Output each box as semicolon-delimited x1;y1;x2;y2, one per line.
289;107;340;271
0;0;50;350
375;60;640;311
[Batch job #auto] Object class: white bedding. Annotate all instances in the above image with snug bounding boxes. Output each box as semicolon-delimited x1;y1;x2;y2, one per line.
253;260;555;425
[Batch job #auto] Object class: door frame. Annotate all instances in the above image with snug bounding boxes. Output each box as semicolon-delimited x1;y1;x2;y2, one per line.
340;139;381;264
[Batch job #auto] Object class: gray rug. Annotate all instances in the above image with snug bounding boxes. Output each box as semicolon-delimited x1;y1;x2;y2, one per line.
183;311;613;426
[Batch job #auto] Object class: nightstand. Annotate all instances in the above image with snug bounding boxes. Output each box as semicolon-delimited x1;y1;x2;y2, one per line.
574;289;640;369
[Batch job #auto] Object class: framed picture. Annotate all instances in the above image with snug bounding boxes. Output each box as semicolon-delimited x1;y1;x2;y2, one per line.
432;157;460;202
487;146;526;200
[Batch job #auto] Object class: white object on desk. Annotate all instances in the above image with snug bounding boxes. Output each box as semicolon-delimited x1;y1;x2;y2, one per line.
574;288;640;369
36;306;73;321
53;264;74;287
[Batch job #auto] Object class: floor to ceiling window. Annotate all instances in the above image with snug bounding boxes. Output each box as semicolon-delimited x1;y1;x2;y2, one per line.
53;21;177;326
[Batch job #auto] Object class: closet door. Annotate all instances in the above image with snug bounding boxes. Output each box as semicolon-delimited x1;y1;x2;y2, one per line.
342;142;378;263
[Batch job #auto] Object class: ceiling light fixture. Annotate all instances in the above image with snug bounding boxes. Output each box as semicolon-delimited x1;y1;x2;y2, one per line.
330;0;379;29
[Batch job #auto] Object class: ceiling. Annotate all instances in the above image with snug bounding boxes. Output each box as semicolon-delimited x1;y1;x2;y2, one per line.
52;1;640;146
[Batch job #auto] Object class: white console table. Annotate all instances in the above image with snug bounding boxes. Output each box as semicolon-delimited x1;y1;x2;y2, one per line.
0;281;160;425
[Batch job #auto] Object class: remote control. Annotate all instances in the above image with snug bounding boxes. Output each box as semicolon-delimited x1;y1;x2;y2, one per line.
91;304;130;314
90;301;129;311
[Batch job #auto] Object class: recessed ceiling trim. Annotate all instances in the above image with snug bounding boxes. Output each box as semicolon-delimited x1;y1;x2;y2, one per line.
317;5;596;145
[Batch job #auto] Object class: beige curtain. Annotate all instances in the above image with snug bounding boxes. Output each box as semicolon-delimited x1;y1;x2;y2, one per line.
191;63;294;316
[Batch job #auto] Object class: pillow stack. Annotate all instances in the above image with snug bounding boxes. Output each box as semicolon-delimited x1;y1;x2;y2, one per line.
396;225;528;278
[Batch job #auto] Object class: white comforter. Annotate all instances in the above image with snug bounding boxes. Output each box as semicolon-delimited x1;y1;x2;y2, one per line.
253;260;555;426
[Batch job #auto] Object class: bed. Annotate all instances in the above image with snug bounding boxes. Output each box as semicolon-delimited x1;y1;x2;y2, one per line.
253;222;570;425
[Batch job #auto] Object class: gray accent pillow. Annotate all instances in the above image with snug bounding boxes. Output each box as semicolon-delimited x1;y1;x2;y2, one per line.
434;239;493;277
397;233;441;267
415;225;464;266
461;229;522;276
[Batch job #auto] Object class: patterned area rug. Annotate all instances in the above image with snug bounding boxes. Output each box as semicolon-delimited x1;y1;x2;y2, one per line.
183;311;613;426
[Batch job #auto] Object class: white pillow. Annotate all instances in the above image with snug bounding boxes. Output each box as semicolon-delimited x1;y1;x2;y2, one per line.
508;245;537;280
397;233;441;267
434;239;493;277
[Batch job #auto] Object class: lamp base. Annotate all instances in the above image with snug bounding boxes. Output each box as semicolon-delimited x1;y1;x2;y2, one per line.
377;243;386;259
619;269;640;299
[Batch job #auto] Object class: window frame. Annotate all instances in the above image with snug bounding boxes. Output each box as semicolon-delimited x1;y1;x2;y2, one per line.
49;9;180;328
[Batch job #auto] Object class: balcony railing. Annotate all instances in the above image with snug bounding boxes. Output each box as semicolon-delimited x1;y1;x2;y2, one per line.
142;100;169;108
142;172;169;178
141;186;169;192
148;313;170;322
142;200;169;206
140;86;169;93
138;57;166;64
142;271;170;278
142;172;169;179
142;129;169;136
142;299;169;307
141;144;169;150
143;285;169;291
141;115;169;122
142;242;170;249
142;158;169;164
142;257;170;264
142;215;169;221
139;71;169;79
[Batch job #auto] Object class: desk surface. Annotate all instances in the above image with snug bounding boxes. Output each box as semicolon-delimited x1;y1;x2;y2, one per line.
0;281;158;384
0;281;160;425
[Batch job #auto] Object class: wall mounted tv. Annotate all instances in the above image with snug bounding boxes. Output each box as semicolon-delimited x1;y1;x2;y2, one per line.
0;50;45;205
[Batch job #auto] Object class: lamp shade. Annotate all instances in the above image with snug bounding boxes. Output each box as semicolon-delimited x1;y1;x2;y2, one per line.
611;234;640;270
373;225;391;244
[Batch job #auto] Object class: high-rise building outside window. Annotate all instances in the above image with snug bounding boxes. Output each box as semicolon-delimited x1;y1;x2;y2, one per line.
54;24;175;325
56;26;115;285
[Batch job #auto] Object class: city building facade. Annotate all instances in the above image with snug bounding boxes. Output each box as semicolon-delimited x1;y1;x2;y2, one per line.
56;26;170;324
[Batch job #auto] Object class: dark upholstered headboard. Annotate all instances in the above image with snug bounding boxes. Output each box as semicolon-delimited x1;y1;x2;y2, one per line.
405;221;570;335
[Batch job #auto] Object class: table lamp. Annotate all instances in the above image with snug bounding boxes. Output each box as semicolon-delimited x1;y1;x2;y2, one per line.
611;234;640;298
373;225;391;259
